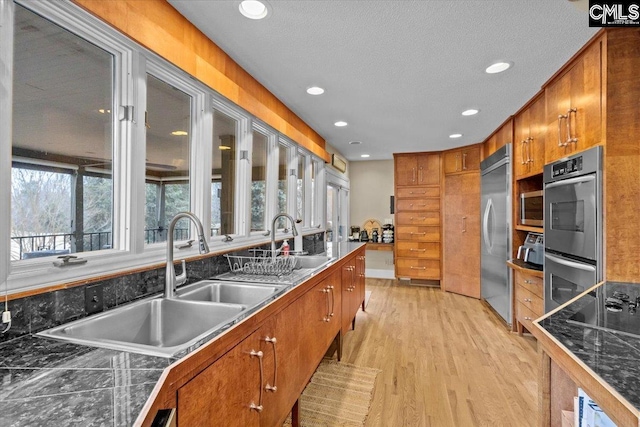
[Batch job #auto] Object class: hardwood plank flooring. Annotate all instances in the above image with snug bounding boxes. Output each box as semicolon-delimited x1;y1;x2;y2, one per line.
340;279;538;427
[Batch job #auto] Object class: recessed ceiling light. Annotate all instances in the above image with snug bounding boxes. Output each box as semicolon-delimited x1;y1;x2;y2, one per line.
306;86;325;95
171;130;188;136
239;0;268;19
449;133;463;139
334;121;348;127
462;109;479;116
361;154;370;158
349;141;362;145
485;62;512;74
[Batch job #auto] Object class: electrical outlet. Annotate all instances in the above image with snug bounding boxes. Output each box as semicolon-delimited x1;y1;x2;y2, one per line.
85;284;104;315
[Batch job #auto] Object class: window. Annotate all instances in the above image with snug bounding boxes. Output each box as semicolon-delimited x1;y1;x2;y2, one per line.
211;109;238;236
297;152;306;223
144;74;191;244
10;3;114;260
276;142;289;229
250;130;268;232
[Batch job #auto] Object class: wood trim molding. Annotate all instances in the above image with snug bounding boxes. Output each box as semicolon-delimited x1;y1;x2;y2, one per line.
71;0;330;163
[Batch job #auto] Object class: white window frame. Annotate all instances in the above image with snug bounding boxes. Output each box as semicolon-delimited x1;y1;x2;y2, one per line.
3;0;136;291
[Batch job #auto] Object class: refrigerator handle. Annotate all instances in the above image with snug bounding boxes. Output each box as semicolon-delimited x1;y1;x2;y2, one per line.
483;199;493;253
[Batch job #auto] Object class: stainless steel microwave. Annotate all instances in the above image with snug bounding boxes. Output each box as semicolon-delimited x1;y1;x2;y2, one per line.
520;190;543;226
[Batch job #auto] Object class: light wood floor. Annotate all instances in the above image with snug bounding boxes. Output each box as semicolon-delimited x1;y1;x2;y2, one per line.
340;279;538;427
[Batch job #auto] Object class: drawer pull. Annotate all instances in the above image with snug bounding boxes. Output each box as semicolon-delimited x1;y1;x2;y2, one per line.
410;232;427;235
264;337;278;393
409;248;426;252
249;350;264;412
524;316;532;321
524;279;532;284
409;191;426;195
523;298;532;303
410;266;426;270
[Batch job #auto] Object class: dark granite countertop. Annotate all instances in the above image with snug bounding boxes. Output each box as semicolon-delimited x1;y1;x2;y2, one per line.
538;281;640;411
0;242;365;426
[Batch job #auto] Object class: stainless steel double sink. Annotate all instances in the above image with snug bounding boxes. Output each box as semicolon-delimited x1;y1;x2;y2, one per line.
37;255;333;358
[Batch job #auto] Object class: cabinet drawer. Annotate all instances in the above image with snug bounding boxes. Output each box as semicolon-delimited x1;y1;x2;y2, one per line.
396;211;440;226
514;284;544;317
517;301;541;334
396;258;440;279
396;242;440;258
395;226;440;242
514;271;543;299
396;198;440;212
396;186;440;199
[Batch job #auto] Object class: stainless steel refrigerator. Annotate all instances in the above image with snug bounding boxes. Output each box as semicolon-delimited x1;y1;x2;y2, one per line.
480;144;512;325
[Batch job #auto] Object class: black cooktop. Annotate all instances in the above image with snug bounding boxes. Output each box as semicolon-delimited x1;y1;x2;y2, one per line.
567;289;640;339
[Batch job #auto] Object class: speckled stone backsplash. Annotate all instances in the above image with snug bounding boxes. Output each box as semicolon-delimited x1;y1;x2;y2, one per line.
0;232;325;344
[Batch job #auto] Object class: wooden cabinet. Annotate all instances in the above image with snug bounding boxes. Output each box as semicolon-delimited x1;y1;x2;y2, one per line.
513;269;543;335
443;145;481;175
393;153;441;282
545;39;602;164
177;325;265;426
514;94;546;178
442;171;480;298
394;153;440;186
169;248;366;427
481;119;513;160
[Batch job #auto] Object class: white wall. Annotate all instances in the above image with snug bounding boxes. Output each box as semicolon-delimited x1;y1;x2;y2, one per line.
349;160;395;278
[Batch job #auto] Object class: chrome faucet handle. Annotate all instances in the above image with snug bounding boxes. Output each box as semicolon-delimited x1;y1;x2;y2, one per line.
263;230;271;237
222;234;234;242
175;260;187;287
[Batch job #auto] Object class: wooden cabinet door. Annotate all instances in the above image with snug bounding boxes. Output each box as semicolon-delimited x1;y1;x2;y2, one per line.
527;94;546;175
416;153;440;185
177;329;264;427
355;253;366;313
259;306;302;427
514;108;531;178
460;146;480;172
443;172;480;298
341;262;355;334
443;150;461;174
395;154;418;186
298;278;334;376
545;42;602;163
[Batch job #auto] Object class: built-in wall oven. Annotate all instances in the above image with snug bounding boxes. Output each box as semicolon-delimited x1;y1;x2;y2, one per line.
544;146;602;312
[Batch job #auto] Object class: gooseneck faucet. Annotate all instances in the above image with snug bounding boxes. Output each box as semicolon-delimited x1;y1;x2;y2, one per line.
271;213;299;255
165;212;210;299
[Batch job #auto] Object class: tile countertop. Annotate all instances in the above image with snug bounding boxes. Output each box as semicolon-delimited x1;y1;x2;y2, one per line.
536;281;640;414
0;241;365;427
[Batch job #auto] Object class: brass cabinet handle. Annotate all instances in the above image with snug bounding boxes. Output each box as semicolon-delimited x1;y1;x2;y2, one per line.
521;140;527;165
462;216;467;233
523;298;532;303
566;107;578;145
524;279;532;284
410;232;427;235
558;114;568;147
410;266;426;270
249;350;264;412
462;152;467;170
409;248;426;252
409;191;426;195
264;337;278;392
412;168;416;183
526;137;534;164
418;166;424;183
328;285;335;317
322;287;330;322
524;316;532;321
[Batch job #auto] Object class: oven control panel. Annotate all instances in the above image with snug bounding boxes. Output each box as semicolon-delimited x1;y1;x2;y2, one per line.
552;156;583;178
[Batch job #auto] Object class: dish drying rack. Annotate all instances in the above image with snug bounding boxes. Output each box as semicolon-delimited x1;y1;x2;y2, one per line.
225;249;297;276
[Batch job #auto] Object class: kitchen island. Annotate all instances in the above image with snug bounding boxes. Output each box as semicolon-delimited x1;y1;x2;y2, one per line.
532;281;640;426
0;242;366;426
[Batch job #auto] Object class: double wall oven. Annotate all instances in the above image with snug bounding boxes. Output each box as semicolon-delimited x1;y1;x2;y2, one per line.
544;146;602;312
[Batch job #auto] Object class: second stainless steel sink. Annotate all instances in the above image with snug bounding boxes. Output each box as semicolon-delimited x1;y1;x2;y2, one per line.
176;281;283;305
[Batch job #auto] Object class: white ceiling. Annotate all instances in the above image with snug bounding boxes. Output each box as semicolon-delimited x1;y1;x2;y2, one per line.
168;0;597;161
